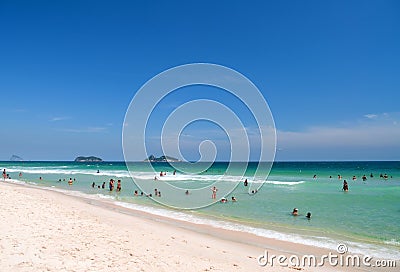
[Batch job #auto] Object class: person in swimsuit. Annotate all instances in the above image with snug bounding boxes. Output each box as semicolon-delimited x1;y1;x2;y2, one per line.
342;180;349;191
109;179;114;191
211;186;218;199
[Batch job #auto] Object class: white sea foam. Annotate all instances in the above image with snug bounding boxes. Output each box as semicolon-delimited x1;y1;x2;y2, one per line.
264;180;305;185
112;201;400;260
6;178;27;185
384;239;400;246
132;172;305;186
6;167;306;186
6;167;131;178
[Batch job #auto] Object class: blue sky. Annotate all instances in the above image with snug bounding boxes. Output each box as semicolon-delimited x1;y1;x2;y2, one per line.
0;0;399;161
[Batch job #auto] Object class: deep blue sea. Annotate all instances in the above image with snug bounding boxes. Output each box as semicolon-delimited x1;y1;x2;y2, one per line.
1;161;399;259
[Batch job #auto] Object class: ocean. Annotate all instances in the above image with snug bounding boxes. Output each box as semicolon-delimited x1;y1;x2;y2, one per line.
1;161;399;259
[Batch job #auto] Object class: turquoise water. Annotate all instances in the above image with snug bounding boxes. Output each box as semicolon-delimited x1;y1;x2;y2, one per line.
1;161;399;259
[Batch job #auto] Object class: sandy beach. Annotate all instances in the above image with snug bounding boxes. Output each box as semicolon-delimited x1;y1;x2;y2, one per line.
0;181;391;272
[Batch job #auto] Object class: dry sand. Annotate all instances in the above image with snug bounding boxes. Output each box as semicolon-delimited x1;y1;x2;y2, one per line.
0;182;382;271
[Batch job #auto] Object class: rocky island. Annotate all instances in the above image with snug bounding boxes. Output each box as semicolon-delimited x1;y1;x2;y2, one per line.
144;155;180;162
10;155;24;161
74;156;103;162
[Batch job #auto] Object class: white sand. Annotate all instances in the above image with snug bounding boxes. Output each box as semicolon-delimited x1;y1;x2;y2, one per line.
0;182;370;271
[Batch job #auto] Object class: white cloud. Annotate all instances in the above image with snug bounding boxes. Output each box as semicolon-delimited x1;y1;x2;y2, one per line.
59;127;107;133
127;112;400;161
364;114;378;119
276;112;400;160
12;108;27;113
277;124;400;149
50;116;70;122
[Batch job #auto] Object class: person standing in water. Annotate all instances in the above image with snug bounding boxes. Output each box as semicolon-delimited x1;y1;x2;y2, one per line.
342;180;349;191
116;180;122;192
211;186;218;199
109;179;114;191
2;169;6;180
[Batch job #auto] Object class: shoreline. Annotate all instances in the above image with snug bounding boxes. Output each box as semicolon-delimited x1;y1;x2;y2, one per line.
6;177;399;261
1;181;393;271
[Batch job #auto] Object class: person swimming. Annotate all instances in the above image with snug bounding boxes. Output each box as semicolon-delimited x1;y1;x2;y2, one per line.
292;208;298;216
362;175;367;181
231;196;237;202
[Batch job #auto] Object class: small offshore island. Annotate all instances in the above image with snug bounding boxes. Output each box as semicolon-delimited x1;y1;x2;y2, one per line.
144;155;180;162
74;156;103;162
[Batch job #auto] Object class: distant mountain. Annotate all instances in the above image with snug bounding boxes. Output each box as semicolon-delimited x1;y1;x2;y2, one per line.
74;156;103;162
10;155;23;161
144;155;180;162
